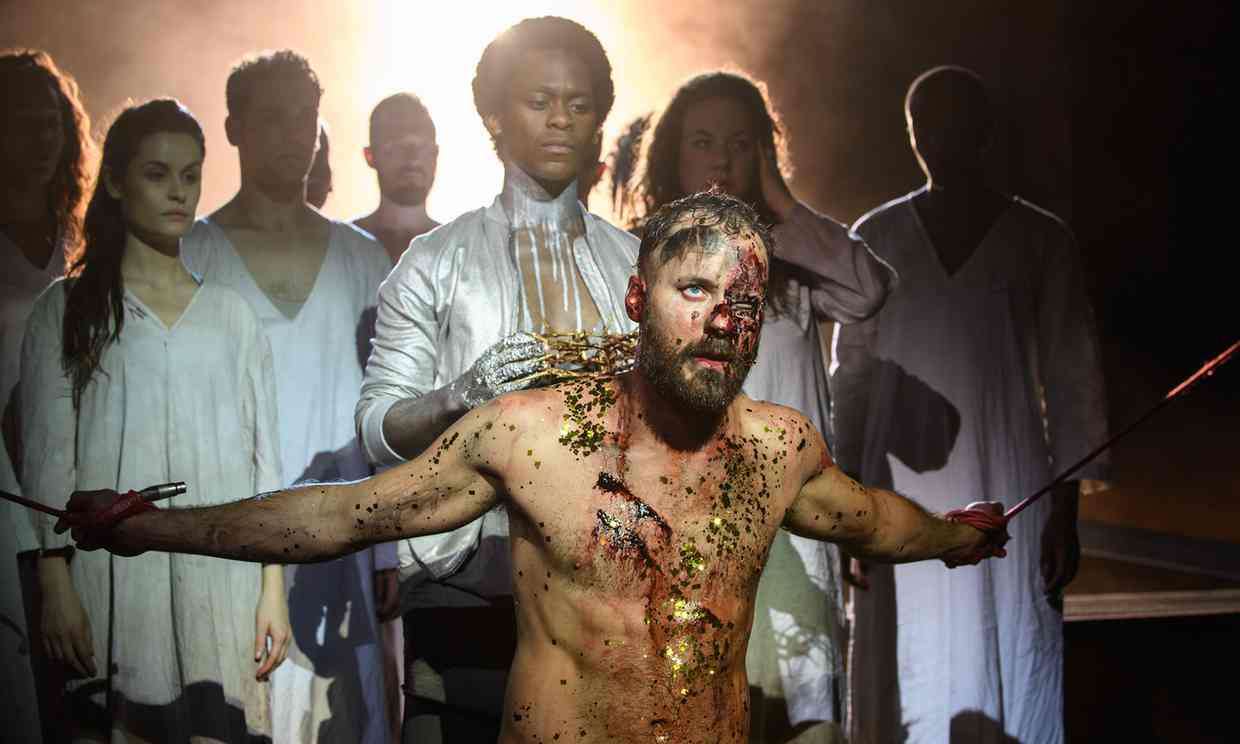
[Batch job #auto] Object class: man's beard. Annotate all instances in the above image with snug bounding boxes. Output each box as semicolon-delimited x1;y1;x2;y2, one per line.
636;315;754;416
380;170;430;207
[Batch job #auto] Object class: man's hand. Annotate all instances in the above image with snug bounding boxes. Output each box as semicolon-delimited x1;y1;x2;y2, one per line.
1041;482;1081;612
941;501;1010;567
757;145;797;222
455;332;550;409
38;558;96;678
254;585;290;682
374;568;400;622
53;489;156;555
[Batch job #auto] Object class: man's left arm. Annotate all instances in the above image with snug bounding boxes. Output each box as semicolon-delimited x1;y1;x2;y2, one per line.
782;432;1005;566
1034;222;1109;601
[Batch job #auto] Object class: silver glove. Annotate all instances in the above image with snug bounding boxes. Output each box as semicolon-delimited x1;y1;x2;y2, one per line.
454;332;549;409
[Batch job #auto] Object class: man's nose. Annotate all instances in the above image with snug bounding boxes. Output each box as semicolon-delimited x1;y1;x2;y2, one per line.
548;102;571;129
706;302;736;336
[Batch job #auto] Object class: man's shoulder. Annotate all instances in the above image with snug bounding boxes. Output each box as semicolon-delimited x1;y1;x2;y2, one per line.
850;191;919;241
1009;197;1075;243
735;396;820;448
330;219;391;271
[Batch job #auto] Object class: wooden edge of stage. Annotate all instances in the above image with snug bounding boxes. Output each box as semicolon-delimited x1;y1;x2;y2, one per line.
1065;587;1240;622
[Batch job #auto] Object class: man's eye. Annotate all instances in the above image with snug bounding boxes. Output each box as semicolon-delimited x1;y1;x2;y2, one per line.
682;285;706;298
570;101;593;115
731;139;753;154
527;98;549;110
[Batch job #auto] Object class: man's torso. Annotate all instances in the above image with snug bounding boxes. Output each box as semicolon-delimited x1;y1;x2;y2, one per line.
475;380;814;743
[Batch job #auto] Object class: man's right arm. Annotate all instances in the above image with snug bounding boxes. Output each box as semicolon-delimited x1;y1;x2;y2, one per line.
67;400;518;564
356;240;547;463
356;242;455;464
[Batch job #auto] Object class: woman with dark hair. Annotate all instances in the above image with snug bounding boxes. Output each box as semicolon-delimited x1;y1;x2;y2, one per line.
20;98;289;742
0;48;94;743
632;70;891;743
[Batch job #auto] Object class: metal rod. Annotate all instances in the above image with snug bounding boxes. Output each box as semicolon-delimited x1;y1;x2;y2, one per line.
0;481;188;517
0;489;66;517
1005;338;1238;521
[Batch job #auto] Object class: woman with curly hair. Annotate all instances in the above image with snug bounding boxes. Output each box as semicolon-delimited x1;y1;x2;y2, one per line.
631;71;892;744
0;48;95;742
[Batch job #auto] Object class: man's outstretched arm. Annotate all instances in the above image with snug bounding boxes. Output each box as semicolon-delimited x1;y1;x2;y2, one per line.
782;433;1005;565
59;400;515;564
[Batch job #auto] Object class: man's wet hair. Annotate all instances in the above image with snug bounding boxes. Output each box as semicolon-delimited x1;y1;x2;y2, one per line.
369;92;434;145
637;190;773;279
226;49;323;119
472;16;615;156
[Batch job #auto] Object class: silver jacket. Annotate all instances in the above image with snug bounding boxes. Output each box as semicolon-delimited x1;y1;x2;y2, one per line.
357;173;638;605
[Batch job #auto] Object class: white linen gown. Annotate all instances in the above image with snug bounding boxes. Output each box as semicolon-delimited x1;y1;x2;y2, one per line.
1;232;63;743
21;279;282;742
183;219;394;744
838;190;1109;744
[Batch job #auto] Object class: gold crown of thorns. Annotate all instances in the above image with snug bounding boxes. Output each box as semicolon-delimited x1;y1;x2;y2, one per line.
529;331;638;382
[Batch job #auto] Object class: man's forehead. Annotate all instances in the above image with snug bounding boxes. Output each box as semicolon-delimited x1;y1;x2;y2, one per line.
374;111;434;143
655;214;768;269
246;76;319;110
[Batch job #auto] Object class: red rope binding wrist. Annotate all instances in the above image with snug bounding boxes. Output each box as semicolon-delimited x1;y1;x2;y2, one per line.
943;507;1010;566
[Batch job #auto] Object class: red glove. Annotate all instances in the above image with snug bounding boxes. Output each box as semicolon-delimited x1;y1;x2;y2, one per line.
53;489;158;551
942;502;1010;567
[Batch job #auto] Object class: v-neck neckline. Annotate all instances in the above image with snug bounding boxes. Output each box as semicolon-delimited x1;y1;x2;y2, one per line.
207;218;333;323
909;188;1014;282
124;278;204;334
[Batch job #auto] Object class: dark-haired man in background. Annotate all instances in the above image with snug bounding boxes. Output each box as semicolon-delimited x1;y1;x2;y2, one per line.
180;49;396;744
354;93;440;264
353;16;639;743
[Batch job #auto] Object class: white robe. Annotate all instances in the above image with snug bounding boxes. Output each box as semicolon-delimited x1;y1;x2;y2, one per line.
20;279;282;742
838;190;1109;744
183;218;395;744
1;232;63;743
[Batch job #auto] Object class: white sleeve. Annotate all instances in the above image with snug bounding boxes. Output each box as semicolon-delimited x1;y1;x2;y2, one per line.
18;286;76;549
355;236;442;466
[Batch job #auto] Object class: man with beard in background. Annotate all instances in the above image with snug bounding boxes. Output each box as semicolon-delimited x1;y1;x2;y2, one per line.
54;190;1009;744
355;93;439;264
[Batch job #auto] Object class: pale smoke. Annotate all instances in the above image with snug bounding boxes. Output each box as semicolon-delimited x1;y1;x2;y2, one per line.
1;0;1069;225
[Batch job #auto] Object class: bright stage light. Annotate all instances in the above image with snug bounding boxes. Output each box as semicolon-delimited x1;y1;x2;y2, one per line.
352;1;625;223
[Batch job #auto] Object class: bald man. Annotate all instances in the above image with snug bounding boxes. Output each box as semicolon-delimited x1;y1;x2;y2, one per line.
836;66;1109;744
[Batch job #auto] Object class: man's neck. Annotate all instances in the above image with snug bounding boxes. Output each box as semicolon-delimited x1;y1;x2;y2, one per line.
222;180;313;232
619;371;730;453
500;161;581;229
361;195;434;234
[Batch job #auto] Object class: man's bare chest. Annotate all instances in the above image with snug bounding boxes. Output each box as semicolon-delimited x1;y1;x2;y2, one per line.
229;229;329;304
511;438;789;604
